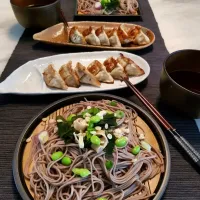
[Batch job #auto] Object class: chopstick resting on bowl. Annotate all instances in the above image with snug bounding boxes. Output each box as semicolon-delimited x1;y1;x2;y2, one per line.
123;76;200;168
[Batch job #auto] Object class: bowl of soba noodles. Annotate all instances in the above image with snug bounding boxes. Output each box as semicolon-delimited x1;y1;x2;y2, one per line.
13;93;170;200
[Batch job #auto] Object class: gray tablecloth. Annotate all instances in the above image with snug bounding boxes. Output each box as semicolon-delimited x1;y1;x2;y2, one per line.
0;0;200;199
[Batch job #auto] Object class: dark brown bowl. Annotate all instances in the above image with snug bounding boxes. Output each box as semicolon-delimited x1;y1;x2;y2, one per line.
10;0;61;29
160;49;200;118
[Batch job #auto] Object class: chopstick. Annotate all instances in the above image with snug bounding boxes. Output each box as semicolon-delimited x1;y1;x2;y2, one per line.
123;77;200;168
59;8;69;27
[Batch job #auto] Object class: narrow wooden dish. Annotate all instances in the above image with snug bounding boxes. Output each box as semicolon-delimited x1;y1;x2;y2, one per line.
13;93;170;200
33;21;155;51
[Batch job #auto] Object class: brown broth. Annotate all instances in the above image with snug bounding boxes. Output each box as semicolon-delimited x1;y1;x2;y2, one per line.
169;71;200;94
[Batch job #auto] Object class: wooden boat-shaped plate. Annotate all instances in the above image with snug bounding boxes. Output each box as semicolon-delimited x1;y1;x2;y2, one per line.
13;94;170;200
33;21;155;51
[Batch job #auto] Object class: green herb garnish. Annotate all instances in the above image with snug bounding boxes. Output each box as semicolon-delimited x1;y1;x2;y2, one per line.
105;134;116;155
101;0;119;10
109;101;117;106
96;113;117;127
56;116;75;143
82;107;100;117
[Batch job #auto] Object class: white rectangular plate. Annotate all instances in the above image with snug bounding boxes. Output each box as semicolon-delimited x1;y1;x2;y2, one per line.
0;51;150;95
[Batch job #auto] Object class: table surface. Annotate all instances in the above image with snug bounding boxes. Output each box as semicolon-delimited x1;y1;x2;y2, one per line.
0;0;200;199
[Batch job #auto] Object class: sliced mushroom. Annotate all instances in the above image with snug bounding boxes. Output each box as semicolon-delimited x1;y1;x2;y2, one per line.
73;132;85;149
73;118;88;132
91;130;108;153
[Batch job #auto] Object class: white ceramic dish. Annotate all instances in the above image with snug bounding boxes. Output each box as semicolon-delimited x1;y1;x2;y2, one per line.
0;51;150;95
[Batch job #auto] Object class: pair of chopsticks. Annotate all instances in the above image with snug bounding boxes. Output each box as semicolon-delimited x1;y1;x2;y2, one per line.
123;77;200;168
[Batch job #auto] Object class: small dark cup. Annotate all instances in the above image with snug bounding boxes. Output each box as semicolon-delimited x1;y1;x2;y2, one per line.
10;0;60;29
160;49;200;118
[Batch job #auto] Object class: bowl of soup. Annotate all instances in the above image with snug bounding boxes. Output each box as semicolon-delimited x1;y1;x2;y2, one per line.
160;49;200;118
10;0;61;29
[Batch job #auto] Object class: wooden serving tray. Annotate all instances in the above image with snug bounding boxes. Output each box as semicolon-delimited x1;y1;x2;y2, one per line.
33;21;155;51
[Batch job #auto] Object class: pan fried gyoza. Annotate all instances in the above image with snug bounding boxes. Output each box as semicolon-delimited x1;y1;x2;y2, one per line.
67;24;151;48
95;26;110;46
103;57;127;80
42;53;145;90
107;28;121;47
117;53;145;76
128;26;150;45
59;61;80;88
88;60;114;83
82;27;101;46
69;26;86;44
117;24;133;45
75;62;101;87
43;64;68;90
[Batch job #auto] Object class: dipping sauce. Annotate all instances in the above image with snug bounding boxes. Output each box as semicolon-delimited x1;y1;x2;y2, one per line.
169;71;200;94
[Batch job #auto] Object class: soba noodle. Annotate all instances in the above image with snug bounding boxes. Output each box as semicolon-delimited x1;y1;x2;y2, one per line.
24;100;164;200
77;0;139;15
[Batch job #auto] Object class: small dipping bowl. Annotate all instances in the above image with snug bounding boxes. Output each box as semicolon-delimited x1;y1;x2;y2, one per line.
160;49;200;118
10;0;60;29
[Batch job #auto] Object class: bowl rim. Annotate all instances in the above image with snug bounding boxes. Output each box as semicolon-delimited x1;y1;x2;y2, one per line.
10;0;60;9
12;93;171;200
163;49;200;96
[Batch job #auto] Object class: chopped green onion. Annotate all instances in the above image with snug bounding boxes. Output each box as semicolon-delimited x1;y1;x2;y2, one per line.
105;160;113;170
97;197;108;200
91;135;101;146
131;145;140;155
109;101;117;106
66;114;76;122
114;110;125;119
106;110;113;114
90;115;101;123
141;141;151;151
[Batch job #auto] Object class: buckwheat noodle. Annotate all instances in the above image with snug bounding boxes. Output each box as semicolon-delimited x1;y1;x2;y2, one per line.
24;100;164;200
77;0;139;15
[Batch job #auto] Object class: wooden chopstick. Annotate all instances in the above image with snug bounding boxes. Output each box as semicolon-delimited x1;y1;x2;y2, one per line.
123;77;174;130
123;77;200;167
59;8;69;27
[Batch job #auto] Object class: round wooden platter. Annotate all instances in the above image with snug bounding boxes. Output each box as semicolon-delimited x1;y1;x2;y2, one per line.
23;104;161;199
33;22;155;51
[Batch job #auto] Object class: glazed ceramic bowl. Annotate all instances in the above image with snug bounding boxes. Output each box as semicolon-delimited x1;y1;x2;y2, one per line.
160;49;200;118
10;0;60;29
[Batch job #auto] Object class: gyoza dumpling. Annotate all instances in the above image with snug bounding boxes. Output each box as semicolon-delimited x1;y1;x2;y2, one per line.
128;26;150;45
88;60;114;84
82;27;101;46
69;26;86;44
59;61;80;88
107;28;121;47
117;24;133;45
117;53;145;76
103;57;126;80
95;26;110;46
43;64;68;90
75;62;101;87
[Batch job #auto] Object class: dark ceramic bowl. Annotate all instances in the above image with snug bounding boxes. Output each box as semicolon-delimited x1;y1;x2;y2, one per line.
10;0;60;29
13;93;170;200
160;49;200;118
